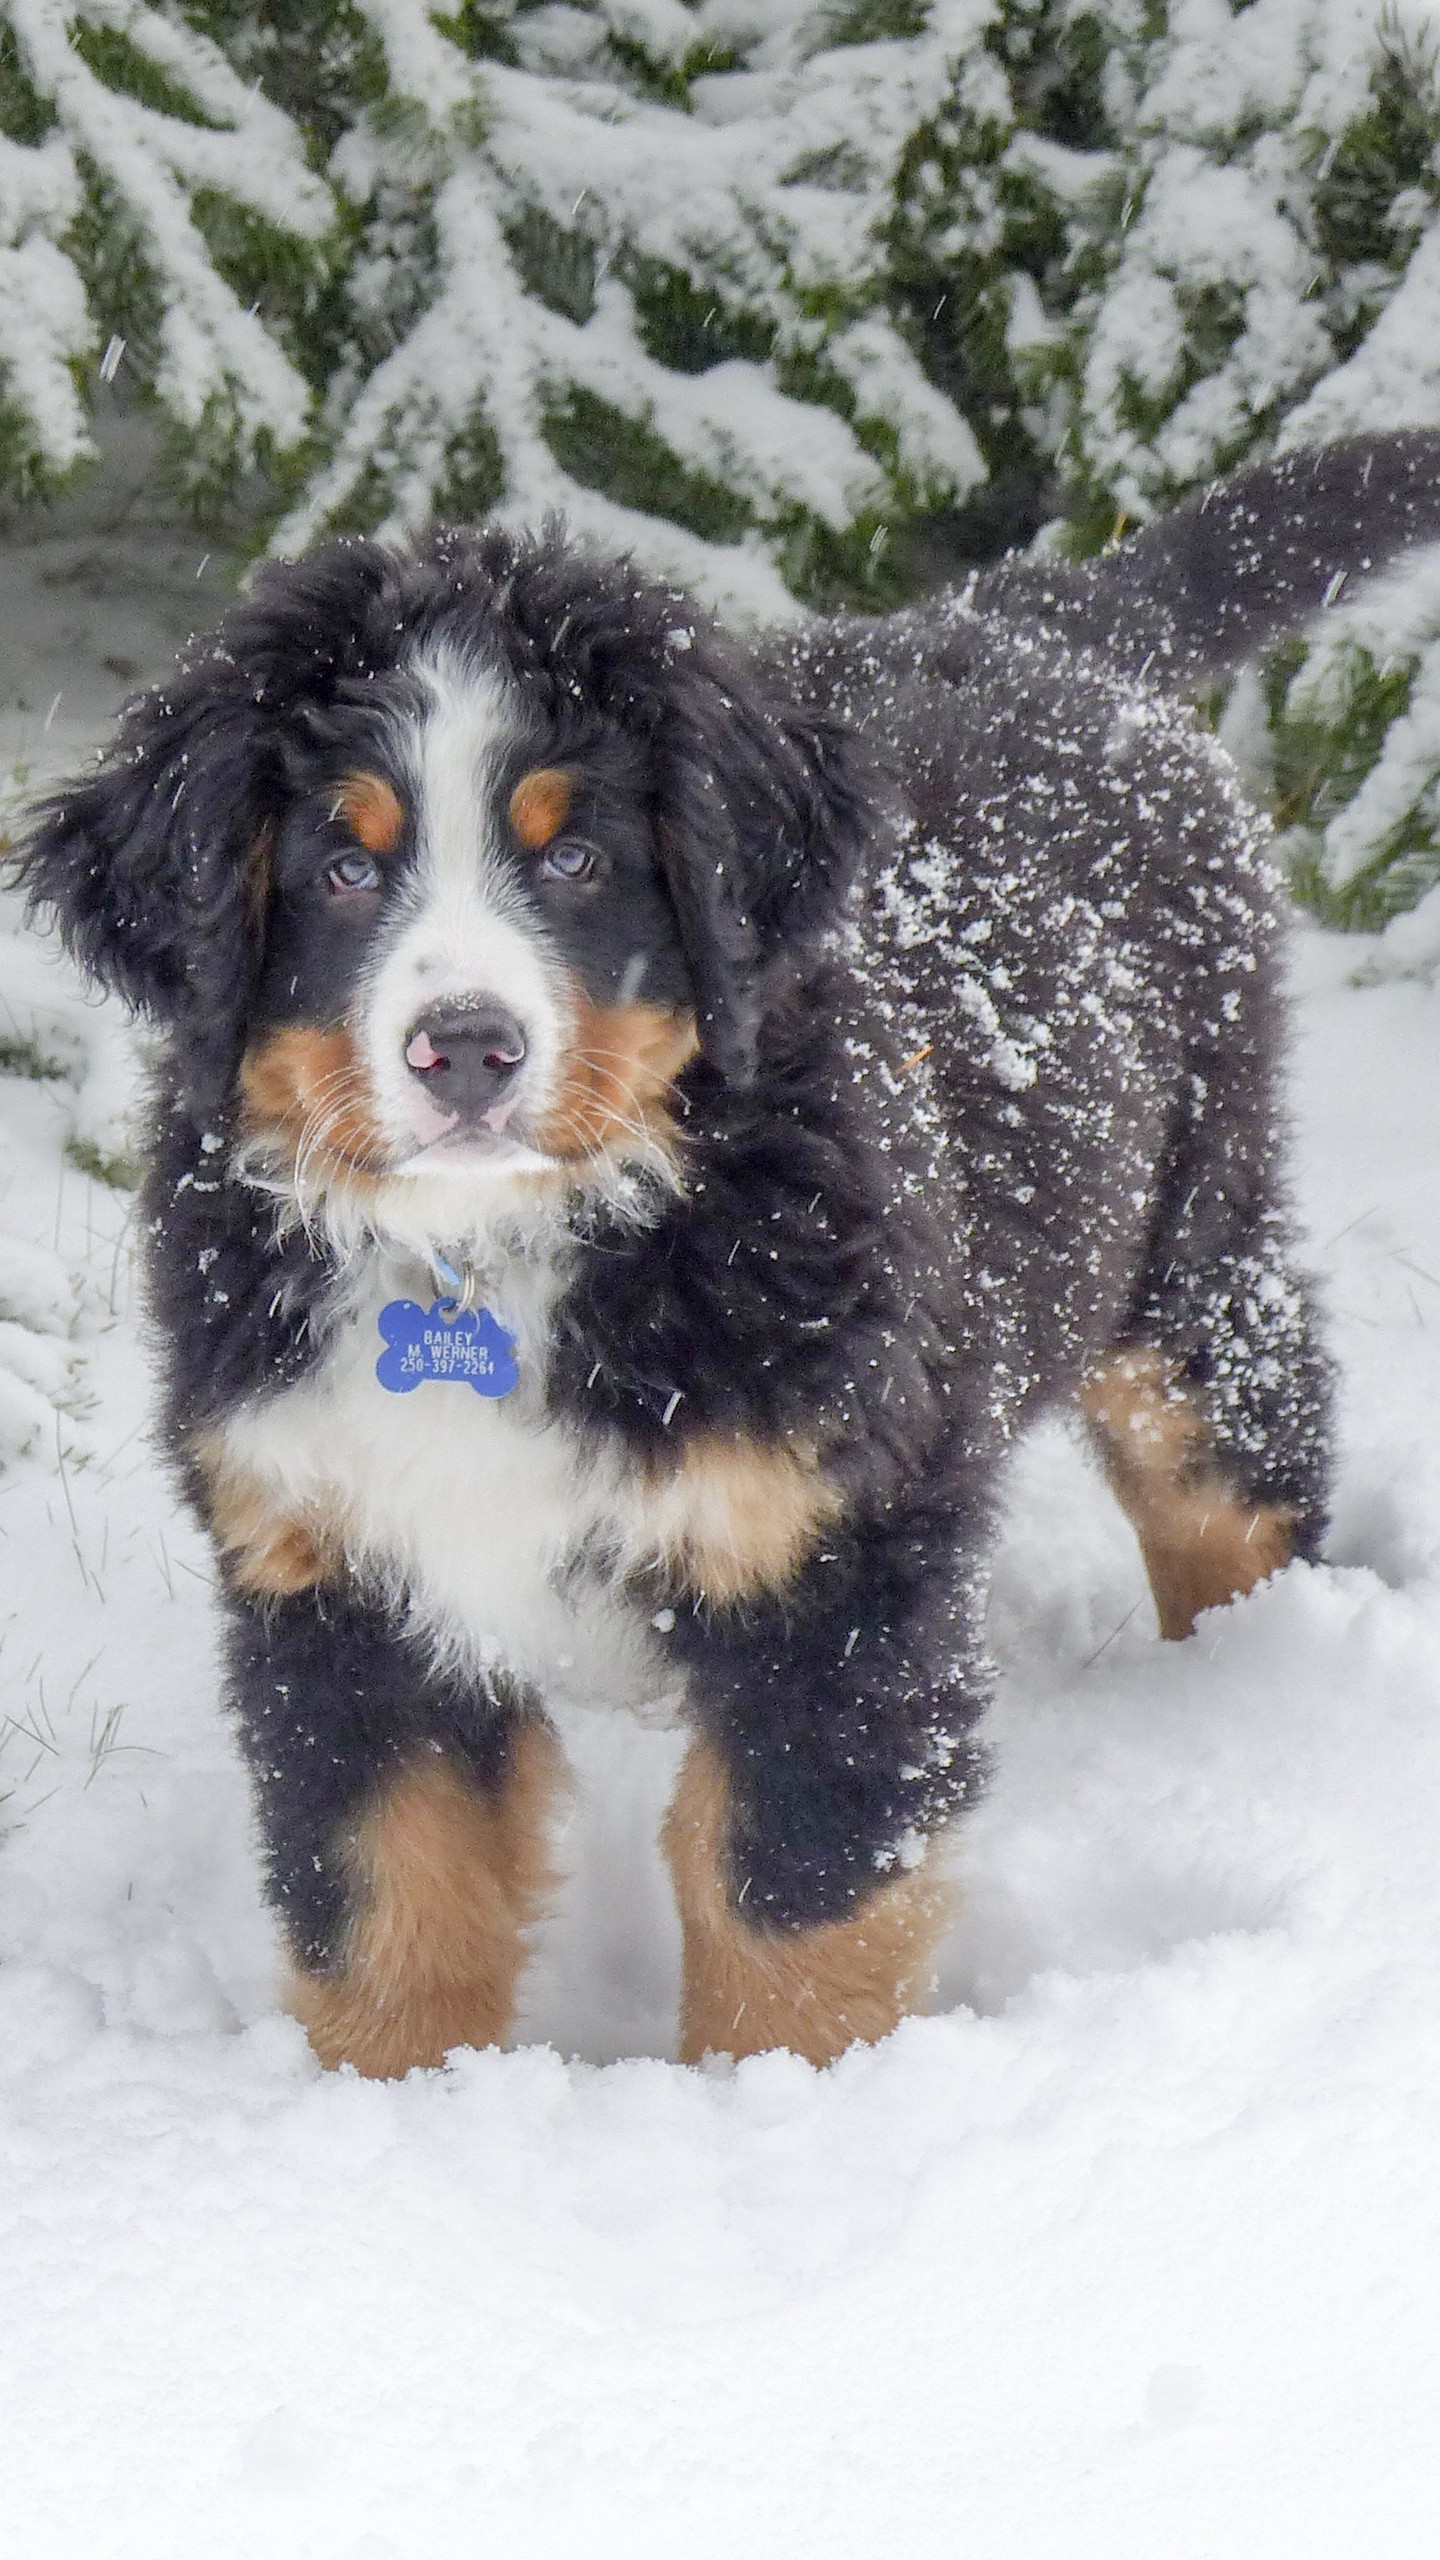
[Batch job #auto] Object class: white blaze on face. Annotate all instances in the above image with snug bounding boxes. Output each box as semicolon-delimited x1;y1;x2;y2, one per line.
358;652;569;1172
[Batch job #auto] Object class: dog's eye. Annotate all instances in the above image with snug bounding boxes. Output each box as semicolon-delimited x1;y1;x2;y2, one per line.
540;842;599;883
326;853;382;896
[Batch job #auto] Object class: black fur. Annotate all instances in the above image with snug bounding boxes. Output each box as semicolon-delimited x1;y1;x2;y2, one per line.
19;435;1435;1982
979;428;1440;679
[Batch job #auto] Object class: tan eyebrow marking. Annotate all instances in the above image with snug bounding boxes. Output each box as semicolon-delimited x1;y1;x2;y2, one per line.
333;772;405;857
509;766;573;850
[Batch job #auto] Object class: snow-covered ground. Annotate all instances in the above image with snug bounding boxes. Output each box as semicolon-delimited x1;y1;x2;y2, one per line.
2;596;1440;2551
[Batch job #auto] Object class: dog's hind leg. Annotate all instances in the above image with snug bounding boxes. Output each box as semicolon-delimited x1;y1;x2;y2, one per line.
1085;1074;1334;1639
1083;1346;1303;1639
223;1588;562;2075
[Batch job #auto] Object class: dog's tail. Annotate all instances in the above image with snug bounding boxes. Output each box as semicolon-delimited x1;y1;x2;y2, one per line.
975;432;1440;684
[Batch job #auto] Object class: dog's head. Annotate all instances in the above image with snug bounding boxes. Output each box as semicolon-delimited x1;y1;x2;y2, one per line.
19;529;869;1218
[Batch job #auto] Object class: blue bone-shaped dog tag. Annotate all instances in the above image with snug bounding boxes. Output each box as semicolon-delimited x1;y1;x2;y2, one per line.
376;1298;519;1398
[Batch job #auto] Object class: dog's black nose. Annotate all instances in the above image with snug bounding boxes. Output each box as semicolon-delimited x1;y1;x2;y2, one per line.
404;1006;528;1122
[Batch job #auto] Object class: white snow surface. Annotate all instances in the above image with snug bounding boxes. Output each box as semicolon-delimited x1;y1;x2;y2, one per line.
2;816;1440;2540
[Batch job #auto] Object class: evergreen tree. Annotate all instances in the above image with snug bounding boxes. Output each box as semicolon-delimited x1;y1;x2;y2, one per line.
2;0;1440;921
0;0;330;504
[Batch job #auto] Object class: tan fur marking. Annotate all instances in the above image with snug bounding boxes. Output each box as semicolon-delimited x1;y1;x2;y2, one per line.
335;770;404;857
663;1738;950;2065
538;988;699;1167
636;1432;845;1606
509;766;573;850
1082;1347;1295;1640
292;1725;564;2077
194;1432;343;1596
240;1023;388;1175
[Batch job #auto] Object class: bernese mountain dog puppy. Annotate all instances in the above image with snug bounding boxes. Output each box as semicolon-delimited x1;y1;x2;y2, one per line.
19;435;1440;2074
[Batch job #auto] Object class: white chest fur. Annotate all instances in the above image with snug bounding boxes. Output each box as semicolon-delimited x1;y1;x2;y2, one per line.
218;1256;680;1718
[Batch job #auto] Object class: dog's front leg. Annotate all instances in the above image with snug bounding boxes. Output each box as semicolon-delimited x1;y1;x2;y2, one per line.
658;1532;989;2066
662;1733;951;2065
222;1587;561;2076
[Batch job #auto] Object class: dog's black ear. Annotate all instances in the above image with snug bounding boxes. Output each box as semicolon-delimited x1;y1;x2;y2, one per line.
16;541;399;1101
649;625;874;1081
18;662;274;1052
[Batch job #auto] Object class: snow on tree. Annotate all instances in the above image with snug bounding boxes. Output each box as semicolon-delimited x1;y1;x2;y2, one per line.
1020;0;1440;928
268;0;991;614
0;0;330;502
2;0;1440;915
